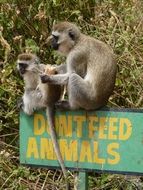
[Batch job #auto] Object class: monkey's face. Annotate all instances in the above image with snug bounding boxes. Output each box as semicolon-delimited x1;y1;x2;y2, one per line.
17;62;29;75
17;53;40;76
17;61;37;76
51;30;77;55
51;22;81;55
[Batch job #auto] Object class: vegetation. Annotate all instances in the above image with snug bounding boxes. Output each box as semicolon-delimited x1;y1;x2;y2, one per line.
1;0;143;189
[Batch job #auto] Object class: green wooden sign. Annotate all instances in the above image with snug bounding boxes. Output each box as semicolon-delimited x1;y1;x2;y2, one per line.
20;108;143;175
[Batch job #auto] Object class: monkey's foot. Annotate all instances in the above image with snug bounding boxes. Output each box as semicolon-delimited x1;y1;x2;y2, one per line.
55;100;71;111
40;74;51;83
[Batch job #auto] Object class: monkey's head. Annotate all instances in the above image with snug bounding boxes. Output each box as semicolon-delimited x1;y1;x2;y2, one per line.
51;21;81;55
17;53;39;75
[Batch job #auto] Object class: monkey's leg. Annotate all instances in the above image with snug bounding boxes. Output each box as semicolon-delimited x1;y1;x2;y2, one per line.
56;73;95;110
22;89;44;115
65;73;96;110
23;94;35;115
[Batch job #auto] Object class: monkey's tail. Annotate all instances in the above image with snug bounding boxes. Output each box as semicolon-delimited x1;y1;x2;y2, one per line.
46;106;70;190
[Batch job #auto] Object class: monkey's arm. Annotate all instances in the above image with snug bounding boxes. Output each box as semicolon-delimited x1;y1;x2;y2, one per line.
55;64;67;74
40;73;69;85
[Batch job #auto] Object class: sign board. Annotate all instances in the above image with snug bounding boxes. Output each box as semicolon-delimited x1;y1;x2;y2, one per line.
20;108;143;175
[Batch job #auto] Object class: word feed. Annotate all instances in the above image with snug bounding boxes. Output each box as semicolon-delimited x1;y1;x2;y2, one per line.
20;109;143;174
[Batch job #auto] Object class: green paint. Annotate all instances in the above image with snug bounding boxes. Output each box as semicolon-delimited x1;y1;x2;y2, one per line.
20;108;143;174
78;172;88;190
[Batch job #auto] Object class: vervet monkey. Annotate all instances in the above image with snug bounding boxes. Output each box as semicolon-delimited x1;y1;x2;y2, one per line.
17;53;45;114
41;21;117;110
17;53;69;189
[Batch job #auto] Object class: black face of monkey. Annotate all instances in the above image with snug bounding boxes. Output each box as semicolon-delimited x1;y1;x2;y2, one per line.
51;28;78;55
51;35;59;50
18;63;28;75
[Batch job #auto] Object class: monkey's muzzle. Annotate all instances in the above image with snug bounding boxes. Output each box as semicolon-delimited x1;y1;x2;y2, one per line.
51;35;59;50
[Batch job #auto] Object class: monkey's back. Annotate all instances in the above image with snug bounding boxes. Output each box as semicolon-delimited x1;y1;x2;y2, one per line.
88;37;116;106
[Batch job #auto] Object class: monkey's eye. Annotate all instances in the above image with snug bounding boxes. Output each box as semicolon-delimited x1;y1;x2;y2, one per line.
68;30;75;40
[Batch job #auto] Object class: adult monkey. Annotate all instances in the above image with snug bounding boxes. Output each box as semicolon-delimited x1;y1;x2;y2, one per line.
41;21;117;110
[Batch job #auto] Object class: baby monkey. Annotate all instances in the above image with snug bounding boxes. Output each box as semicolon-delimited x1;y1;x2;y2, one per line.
17;53;64;114
17;53;69;189
17;53;45;114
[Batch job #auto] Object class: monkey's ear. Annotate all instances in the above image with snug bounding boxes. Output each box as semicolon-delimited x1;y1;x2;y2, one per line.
68;29;75;41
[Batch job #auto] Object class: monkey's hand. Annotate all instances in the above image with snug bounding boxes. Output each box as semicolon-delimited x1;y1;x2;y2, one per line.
40;74;51;83
41;73;69;85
